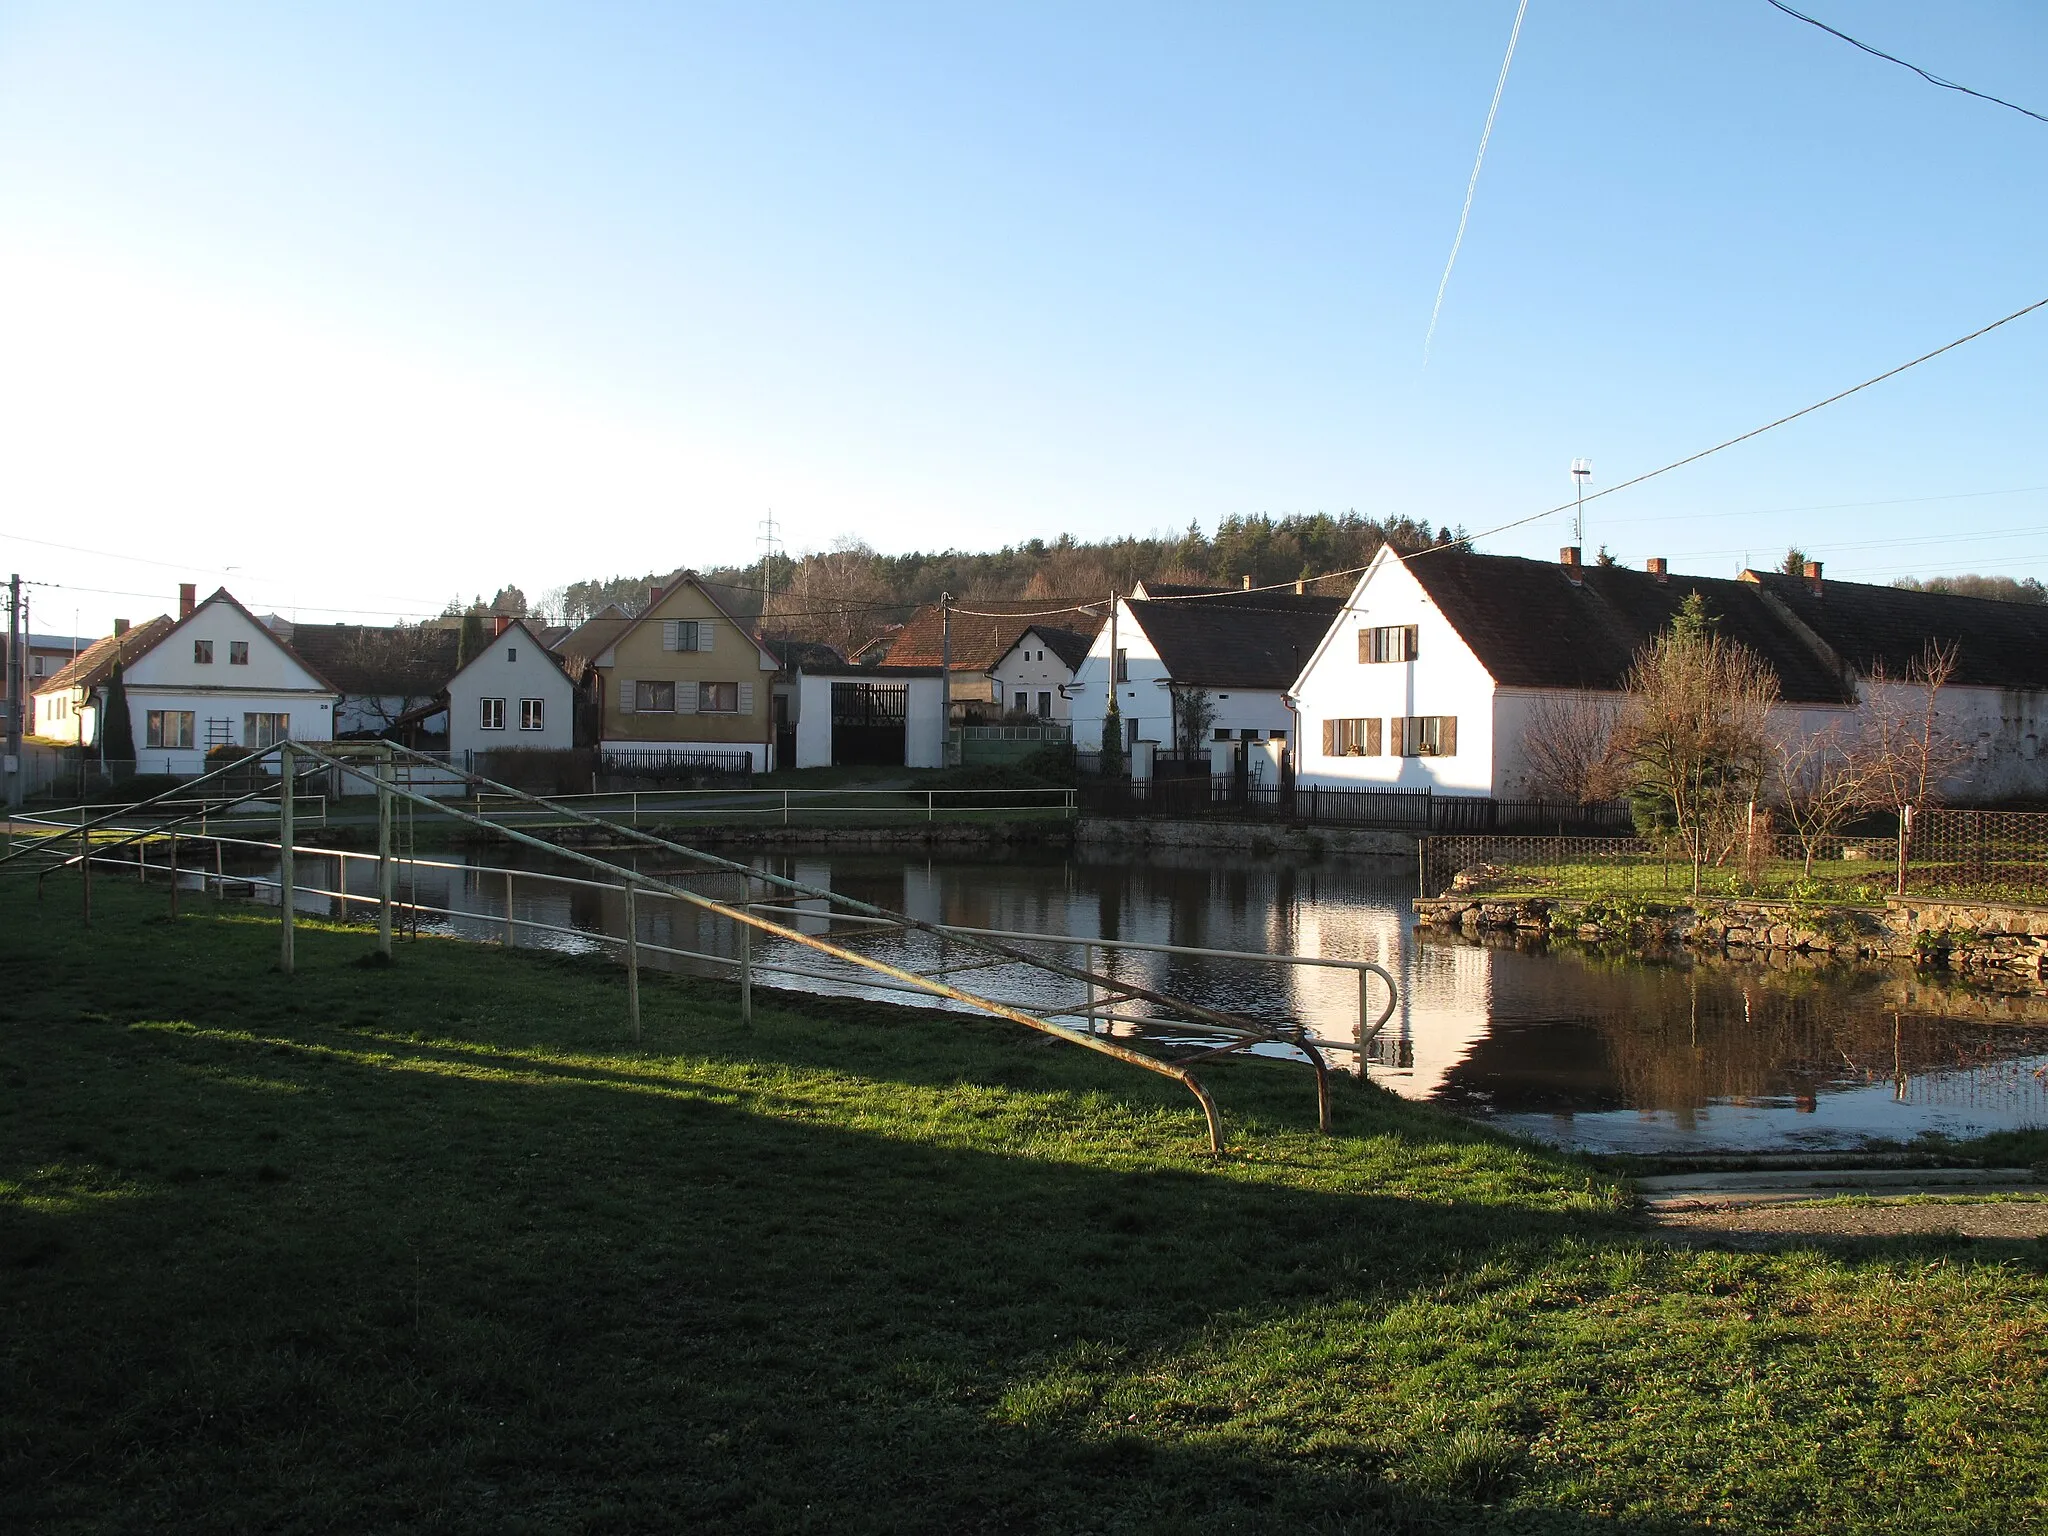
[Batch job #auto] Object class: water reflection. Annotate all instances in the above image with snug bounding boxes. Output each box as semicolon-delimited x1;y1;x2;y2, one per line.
214;843;2047;1153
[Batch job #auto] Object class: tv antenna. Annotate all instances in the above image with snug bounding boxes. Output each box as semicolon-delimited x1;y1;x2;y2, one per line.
1570;459;1592;547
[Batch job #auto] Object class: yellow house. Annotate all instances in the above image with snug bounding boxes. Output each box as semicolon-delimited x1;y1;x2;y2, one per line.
592;573;780;770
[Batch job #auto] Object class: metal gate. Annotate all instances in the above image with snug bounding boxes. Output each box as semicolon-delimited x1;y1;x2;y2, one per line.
831;682;907;767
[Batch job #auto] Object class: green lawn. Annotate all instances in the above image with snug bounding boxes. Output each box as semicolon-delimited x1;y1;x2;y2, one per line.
3;878;2046;1533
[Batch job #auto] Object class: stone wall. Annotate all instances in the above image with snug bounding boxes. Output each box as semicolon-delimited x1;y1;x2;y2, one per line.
1414;893;2048;985
1077;819;1415;857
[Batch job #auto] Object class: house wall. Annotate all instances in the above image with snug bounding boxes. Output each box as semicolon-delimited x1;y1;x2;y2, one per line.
597;583;776;768
1292;557;1498;794
120;599;337;775
447;630;578;760
1069;601;1296;757
792;673;946;769
30;687;90;746
990;631;1076;720
1864;679;2048;804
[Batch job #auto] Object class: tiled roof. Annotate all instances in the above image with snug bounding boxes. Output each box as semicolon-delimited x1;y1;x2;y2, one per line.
886;600;1106;672
1124;596;1345;691
287;623;461;695
551;610;635;670
1399;553;1853;702
1021;625;1096;673
33;618;175;694
1741;570;2048;691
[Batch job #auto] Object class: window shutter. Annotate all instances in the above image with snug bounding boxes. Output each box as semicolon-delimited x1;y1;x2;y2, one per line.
1357;630;1370;663
1440;716;1457;757
698;623;715;652
738;683;754;715
678;681;699;714
662;621;679;652
1321;719;1336;755
619;679;636;713
1366;717;1383;756
1389;717;1404;756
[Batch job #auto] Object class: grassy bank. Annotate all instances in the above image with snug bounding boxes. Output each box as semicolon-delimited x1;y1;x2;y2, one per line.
3;879;2046;1532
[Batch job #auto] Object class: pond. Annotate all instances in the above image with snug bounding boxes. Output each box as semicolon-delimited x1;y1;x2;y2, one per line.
215;841;2048;1155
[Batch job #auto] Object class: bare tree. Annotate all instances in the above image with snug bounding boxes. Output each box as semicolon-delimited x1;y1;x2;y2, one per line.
762;539;895;656
1769;721;1871;878
1519;691;1623;804
1861;639;1972;895
1610;594;1779;895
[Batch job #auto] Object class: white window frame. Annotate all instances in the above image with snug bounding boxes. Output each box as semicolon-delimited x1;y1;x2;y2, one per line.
480;697;507;731
519;697;545;731
146;709;196;749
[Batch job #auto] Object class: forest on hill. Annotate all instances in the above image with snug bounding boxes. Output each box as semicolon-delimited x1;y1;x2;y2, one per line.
538;511;1461;653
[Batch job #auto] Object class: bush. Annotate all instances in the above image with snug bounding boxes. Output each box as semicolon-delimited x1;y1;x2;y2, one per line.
1016;742;1078;784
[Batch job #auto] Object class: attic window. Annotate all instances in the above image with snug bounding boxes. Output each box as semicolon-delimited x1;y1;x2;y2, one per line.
1360;625;1418;664
507;647;517;662
194;640;213;664
229;641;248;665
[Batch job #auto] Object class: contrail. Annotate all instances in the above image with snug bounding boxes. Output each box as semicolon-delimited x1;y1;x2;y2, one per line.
1423;0;1531;367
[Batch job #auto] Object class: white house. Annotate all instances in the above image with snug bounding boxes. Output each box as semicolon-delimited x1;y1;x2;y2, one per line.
32;616;176;749
446;617;579;763
1069;593;1343;764
1289;545;2048;803
989;625;1095;722
38;586;340;776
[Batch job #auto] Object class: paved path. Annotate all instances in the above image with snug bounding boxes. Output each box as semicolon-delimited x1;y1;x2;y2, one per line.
1639;1166;2048;1246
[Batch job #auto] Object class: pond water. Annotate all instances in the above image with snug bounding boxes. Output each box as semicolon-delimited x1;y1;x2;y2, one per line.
216;843;2048;1155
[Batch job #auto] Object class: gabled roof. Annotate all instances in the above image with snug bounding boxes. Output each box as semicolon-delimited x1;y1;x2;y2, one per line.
998;624;1096;673
150;587;342;694
886;600;1106;672
552;605;636;672
1388;551;1854;702
593;572;779;669
1123;595;1345;691
1740;570;2048;691
33;617;176;695
287;623;460;695
445;617;571;687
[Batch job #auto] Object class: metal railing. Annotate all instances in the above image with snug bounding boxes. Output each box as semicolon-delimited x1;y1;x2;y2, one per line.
470;785;1078;826
1082;779;1634;835
1;739;1395;1154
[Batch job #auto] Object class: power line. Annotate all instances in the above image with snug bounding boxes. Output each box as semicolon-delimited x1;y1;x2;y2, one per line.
1411;291;2048;559
1764;0;2048;126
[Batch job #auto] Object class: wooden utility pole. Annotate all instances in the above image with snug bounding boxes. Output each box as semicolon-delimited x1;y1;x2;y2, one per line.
279;743;296;975
4;573;22;811
939;593;952;768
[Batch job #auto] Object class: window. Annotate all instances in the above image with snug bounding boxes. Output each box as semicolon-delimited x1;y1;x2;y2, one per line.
243;713;289;748
1322;718;1382;757
194;639;214;664
229;640;248;665
1214;728;1230;742
1391;716;1456;757
1115;648;1129;682
1037;691;1051;717
519;698;544;731
661;620;713;652
1127;717;1139;748
146;710;195;749
507;647;517;662
635;681;676;712
480;697;506;730
1267;729;1287;743
1239;729;1260;742
1360;625;1419;664
698;681;739;713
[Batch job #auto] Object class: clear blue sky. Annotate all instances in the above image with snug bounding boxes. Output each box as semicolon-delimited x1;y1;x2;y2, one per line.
1;2;2042;630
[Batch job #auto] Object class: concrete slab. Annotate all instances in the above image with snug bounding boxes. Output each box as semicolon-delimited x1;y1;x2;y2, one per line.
1637;1167;2041;1208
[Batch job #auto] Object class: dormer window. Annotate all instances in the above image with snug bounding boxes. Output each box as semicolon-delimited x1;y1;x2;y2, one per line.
194;640;213;664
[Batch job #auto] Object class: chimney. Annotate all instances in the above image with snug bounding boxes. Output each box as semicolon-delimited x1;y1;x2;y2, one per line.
178;582;196;619
647;584;665;611
1241;574;1252;590
1803;559;1823;597
113;618;130;636
1560;546;1582;585
1294;578;1306;595
494;614;512;637
1647;557;1668;584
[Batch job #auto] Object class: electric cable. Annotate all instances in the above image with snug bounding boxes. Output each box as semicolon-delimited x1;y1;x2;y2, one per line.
1764;0;2048;126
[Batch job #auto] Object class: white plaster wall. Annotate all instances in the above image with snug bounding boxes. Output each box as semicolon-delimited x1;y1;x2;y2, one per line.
447;634;577;759
903;677;946;768
120;686;335;777
990;631;1076;720
127;601;327;696
795;674;834;768
1861;679;2048;803
1291;555;1497;794
1070;601;1297;755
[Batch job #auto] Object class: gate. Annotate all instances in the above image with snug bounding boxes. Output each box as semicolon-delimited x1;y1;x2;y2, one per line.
831;682;908;767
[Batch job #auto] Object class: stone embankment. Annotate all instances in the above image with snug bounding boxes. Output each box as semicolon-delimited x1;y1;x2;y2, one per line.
1414;892;2048;984
1077;820;1414;856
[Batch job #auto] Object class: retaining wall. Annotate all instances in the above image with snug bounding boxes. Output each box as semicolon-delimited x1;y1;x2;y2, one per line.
1077;818;1415;857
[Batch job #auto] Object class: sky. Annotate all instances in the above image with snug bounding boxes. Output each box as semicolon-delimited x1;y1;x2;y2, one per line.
1;1;2043;633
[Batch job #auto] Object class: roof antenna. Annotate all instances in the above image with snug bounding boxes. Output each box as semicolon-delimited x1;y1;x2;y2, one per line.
1570;459;1592;548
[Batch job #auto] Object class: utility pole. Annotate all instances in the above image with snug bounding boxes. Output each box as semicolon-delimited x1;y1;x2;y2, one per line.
939;593;952;768
5;573;22;810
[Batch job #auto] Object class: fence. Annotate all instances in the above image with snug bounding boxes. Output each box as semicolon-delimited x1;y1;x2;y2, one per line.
470;784;1077;827
1419;812;2048;907
1081;778;1633;836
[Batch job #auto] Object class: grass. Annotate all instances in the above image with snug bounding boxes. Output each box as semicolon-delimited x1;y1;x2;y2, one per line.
4;880;2048;1533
